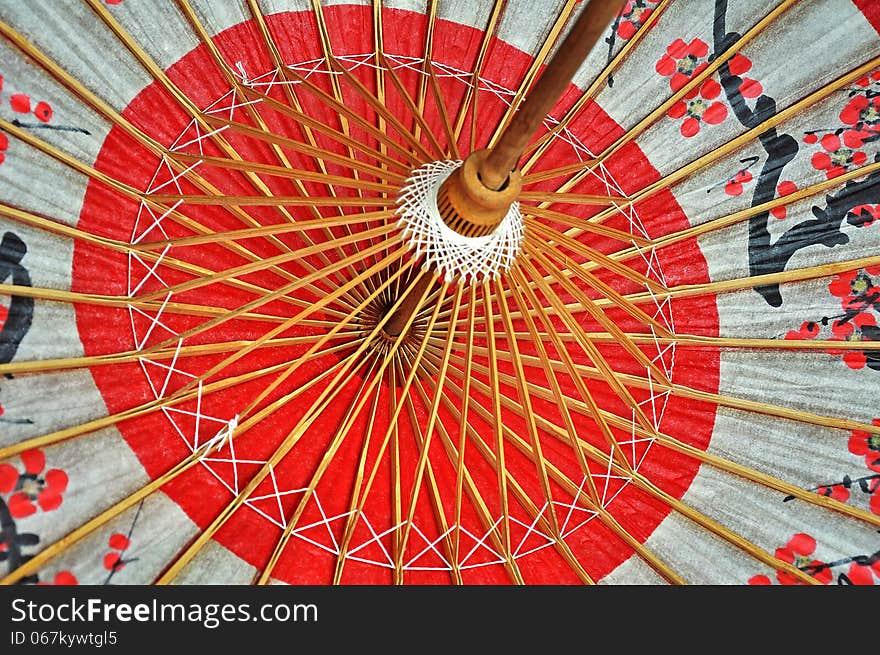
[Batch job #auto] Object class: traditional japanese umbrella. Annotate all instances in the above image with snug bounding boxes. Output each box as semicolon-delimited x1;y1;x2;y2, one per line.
0;0;878;586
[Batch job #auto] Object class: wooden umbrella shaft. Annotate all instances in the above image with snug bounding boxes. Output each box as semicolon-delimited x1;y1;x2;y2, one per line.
386;0;623;334
480;0;624;190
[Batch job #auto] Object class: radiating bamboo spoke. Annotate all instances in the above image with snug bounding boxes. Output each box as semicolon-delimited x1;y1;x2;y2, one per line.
158;270;439;584
521;0;798;193
1;0;874;591
433;352;820;585
424;364;679;584
0;350;359;585
520;0;674;169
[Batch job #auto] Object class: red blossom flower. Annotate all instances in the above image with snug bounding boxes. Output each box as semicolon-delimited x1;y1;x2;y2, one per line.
617;1;654;40
840;94;880;149
848;419;880;472
656;38;710;92
774;533;833;585
37;571;78;586
726;53;763;98
784;321;820;341
810;131;869;179
770;180;798;219
724;169;752;196
827;313;877;370
815;484;850;502
9;94;30;114
854;70;880;88
0;450;68;519
666;77;728;137
846;560;880;585
829;270;858;298
103;532;132;572
32;101;52;123
748;574;772;585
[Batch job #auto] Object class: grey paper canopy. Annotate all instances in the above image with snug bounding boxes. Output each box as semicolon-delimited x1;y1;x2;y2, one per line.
0;0;878;586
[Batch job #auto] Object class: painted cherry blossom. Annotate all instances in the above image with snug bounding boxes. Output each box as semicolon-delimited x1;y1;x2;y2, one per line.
0;450;69;518
848;419;880;472
774;533;833;585
655;38;710;93
666;77;727;137
810;133;868;179
616;0;657;40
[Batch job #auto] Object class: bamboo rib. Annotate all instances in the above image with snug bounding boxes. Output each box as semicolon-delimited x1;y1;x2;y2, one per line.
135;208;394;250
85;0;394;315
169;152;398;194
163;247;411;412
519;251;670;429
398;374;463;584
522;0;798;194
481;279;515;571
453;283;477;568
399;382;529;585
393;284;460;579
243;0;393;277
424;366;680;584
452;0;505;143
494;276;565;527
407;364;597;584
604;161;880;278
484;0;580;151
509;260;638;475
427;62;461;159
0;351;359;586
411;0;439;146
0;116;361;310
0;282;291;325
0;333;362;378
488;157;880;319
434;359;819;585
518;190;626;205
154;354;374;584
130;223;395;304
525;230;675;341
523;204;651;246
0;245;406;462
255;357;384;585
308;0;429;169
389;364;403;584
174;0;367;290
0;201;361;322
157;270;439;584
432;330;880;353
211;86;413;179
0;14;382;316
144;193;396;208
531;51;880;224
520;0;674;168
329;362;385;584
221;261;418;447
444;331;880;439
524;237;676;367
435;343;880;530
505;267;600;504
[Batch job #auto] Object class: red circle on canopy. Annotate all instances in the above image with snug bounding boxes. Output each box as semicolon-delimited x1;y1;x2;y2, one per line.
72;5;719;584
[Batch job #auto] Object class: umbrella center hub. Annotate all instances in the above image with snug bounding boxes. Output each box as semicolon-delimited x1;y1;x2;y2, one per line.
395;159;525;283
